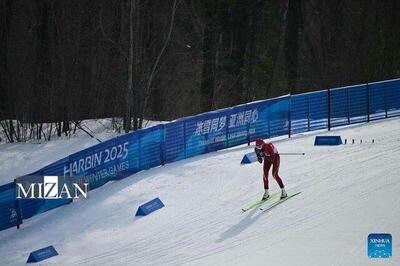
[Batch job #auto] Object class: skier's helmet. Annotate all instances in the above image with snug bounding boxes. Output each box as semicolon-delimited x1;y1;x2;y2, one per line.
255;139;264;151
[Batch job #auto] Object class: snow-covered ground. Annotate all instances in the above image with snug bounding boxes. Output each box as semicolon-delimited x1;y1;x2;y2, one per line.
0;118;399;265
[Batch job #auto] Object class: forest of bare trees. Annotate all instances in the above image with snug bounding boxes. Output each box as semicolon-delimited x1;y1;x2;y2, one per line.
1;0;399;142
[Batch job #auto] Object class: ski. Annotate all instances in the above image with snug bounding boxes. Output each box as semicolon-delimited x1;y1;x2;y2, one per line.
259;192;301;211
241;192;279;212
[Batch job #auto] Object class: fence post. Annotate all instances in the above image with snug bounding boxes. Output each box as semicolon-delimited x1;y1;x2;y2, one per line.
366;83;370;122
328;89;331;131
307;94;310;131
246;122;250;145
160;125;165;166
14;178;23;229
138;130;142;169
246;104;251;145
288;95;292;138
183;122;187;159
205;117;209;154
384;87;388;118
268;115;271;138
347;88;350;125
226;113;229;147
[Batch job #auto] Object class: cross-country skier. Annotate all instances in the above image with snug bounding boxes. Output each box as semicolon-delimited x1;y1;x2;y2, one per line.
254;138;287;200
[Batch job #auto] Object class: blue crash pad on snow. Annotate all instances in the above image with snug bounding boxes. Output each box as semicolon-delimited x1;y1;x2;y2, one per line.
240;152;259;164
27;246;58;263
136;198;165;216
314;136;343;146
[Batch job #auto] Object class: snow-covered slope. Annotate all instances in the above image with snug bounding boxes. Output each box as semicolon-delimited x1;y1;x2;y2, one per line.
0;118;399;266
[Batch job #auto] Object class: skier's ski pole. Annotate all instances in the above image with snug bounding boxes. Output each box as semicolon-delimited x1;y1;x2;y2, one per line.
260;153;306;157
277;152;305;156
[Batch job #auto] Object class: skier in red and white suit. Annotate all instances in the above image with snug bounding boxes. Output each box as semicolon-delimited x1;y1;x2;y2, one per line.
255;138;287;200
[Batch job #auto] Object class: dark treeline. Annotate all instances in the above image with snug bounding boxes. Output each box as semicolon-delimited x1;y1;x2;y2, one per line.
1;0;399;132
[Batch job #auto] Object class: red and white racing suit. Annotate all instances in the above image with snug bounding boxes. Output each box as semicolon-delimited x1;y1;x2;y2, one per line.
256;142;285;190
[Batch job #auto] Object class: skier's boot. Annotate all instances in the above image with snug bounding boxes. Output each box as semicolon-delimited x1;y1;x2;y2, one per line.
262;190;269;201
280;188;287;199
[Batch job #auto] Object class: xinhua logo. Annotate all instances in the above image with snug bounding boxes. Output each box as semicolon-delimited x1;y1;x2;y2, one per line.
368;233;392;258
16;176;89;199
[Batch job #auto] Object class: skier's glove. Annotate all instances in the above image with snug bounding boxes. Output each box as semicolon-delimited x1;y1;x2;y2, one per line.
255;149;263;163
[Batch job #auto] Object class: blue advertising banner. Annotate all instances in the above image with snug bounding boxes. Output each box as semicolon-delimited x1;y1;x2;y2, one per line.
164;121;185;163
0;182;19;230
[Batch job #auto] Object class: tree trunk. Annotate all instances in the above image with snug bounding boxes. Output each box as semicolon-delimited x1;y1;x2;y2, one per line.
57;121;62;137
246;1;261;101
124;0;135;133
285;0;303;91
270;0;289;96
9;120;14;143
200;10;216;112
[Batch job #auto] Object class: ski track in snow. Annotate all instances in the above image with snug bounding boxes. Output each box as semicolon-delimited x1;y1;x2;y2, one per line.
0;118;399;266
